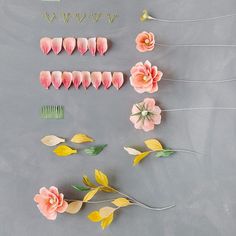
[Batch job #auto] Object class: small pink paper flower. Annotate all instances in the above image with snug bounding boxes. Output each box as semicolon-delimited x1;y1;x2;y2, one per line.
130;98;161;132
135;31;155;52
34;186;68;220
130;60;163;93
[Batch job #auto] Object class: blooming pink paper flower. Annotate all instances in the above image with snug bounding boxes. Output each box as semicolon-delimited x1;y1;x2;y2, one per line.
130;60;163;93
135;31;155;52
130;98;161;132
34;186;68;220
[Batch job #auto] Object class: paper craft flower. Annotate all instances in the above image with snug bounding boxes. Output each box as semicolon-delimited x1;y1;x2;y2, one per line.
140;9;152;22
130;60;163;93
130;98;161;132
135;32;155;52
34;186;68;220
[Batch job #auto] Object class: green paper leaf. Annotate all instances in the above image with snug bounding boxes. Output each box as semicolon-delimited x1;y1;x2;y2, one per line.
155;149;175;158
72;185;90;192
84;145;107;156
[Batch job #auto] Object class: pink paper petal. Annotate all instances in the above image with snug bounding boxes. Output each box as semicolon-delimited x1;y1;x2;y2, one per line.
88;38;96;56
77;38;88;55
82;71;91;89
40;71;51;89
40;37;52;55
102;72;112;89
52;38;63;55
72;71;82;89
62;72;73;89
63;37;76;55
91;72;102;89
51;71;62;89
97;37;108;56
112;72;124;90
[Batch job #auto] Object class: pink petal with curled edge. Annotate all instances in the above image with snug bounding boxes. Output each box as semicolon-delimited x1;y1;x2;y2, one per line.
91;72;102;89
40;37;52;55
52;38;63;55
82;71;91;89
88;38;96;56
112;72;124;90
40;71;51;89
51;71;62;89
97;37;108;56
102;72;112;89
62;72;72;89
77;38;88;55
72;71;82;89
63;37;76;55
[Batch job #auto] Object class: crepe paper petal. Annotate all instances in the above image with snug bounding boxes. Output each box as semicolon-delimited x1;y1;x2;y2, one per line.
84;145;107;156
124;147;141;155
40;37;52;55
101;213;114;230
72;71;82;89
40;71;52;89
63;37;76;55
97;37;108;55
77;38;88;55
71;133;94;143
51;71;62;89
91;72;102;89
95;169;109;186
144;139;163;151
53;145;77;157
99;207;116;218
102;72;112;89
66;201;83;214
41;135;65;146
62;72;73;89
133;151;151;166
88;38;97;56
83;188;100;202
112;198;131;207
40;106;64;119
112;72;124;90
82;71;91;89
52;38;63;55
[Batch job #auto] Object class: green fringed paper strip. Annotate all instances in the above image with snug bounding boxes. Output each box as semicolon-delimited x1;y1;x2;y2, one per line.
40;106;64;119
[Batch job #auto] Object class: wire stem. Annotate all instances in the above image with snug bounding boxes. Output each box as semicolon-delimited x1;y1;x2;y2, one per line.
162;77;236;83
162;107;236;112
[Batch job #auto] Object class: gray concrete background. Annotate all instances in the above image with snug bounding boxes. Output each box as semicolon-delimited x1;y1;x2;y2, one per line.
0;0;236;235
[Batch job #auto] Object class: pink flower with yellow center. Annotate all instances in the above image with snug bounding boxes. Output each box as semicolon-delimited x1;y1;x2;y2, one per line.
135;31;155;52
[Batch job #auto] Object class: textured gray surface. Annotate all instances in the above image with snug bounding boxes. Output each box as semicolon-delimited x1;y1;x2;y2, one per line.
0;0;236;235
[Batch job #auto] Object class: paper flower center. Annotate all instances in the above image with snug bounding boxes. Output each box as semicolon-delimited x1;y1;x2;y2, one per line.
141;110;149;117
145;39;150;45
49;198;56;204
143;76;149;81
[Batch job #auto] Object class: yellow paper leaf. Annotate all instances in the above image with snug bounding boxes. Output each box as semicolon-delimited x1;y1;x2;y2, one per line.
133;151;151;166
144;139;163;151
71;133;94;144
95;169;109;186
88;211;102;222
99;207;116;218
124;147;141;155
41;135;65;146
112;198;131;207
100;186;115;193
82;175;97;188
53;145;77;157
83;187;99;202
66;201;83;214
101;213;114;230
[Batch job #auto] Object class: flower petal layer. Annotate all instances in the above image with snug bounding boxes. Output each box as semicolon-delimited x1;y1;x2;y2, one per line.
40;37;52;55
82;71;91;89
97;37;108;55
72;71;82;89
40;71;51;89
102;72;112;89
51;71;62;89
62;72;73;89
63;37;76;55
91;72;102;89
77;38;88;55
52;38;63;55
112;72;124;90
88;38;96;56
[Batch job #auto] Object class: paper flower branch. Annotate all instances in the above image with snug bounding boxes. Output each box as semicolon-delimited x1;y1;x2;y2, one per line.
41;134;107;157
40;71;124;90
140;9;236;23
124;139;199;166
130;98;236;132
40;37;108;55
34;169;175;229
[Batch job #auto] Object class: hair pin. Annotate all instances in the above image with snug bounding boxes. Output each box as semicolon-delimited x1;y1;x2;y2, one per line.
130;98;236;132
40;37;108;55
39;71;124;90
40;105;64;119
140;9;236;23
34;169;175;229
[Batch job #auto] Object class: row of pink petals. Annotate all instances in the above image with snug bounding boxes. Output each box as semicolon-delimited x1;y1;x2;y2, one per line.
40;71;124;90
40;37;108;56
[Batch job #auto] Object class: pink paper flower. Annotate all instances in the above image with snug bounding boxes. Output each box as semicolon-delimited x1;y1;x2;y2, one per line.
34;186;68;220
130;60;163;93
135;31;155;52
130;98;161;132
